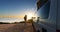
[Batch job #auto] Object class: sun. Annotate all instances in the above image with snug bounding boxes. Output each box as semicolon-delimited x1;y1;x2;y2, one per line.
26;13;37;20
25;9;37;20
27;13;33;19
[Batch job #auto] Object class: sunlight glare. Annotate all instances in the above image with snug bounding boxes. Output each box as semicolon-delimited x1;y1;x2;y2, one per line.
27;13;33;19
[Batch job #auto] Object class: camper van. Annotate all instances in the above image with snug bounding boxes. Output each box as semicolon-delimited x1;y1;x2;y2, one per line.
36;0;59;32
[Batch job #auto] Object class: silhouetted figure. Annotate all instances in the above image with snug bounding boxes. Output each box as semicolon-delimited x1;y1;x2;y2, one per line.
24;15;27;26
24;15;27;22
37;17;40;23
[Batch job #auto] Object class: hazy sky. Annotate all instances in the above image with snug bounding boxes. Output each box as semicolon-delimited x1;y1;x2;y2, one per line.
0;0;37;18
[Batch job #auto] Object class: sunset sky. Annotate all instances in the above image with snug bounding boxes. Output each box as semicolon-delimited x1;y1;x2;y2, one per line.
0;0;37;19
0;0;37;22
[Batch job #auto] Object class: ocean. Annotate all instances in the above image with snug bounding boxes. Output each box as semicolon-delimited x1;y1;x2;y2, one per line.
0;18;24;23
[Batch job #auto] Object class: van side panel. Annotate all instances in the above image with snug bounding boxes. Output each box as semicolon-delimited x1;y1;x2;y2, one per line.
57;0;60;30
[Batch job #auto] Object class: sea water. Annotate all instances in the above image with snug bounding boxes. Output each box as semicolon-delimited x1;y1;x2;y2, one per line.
0;18;24;23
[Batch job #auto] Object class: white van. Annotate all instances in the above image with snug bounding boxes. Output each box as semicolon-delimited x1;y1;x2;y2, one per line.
36;0;58;32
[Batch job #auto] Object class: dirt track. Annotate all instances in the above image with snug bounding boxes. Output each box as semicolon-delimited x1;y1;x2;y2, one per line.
0;23;35;32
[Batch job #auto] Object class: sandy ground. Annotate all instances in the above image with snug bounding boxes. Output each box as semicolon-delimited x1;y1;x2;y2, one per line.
0;23;36;32
0;24;16;32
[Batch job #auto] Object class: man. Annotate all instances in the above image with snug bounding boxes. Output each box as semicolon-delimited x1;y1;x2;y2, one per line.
24;15;27;24
24;15;27;22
